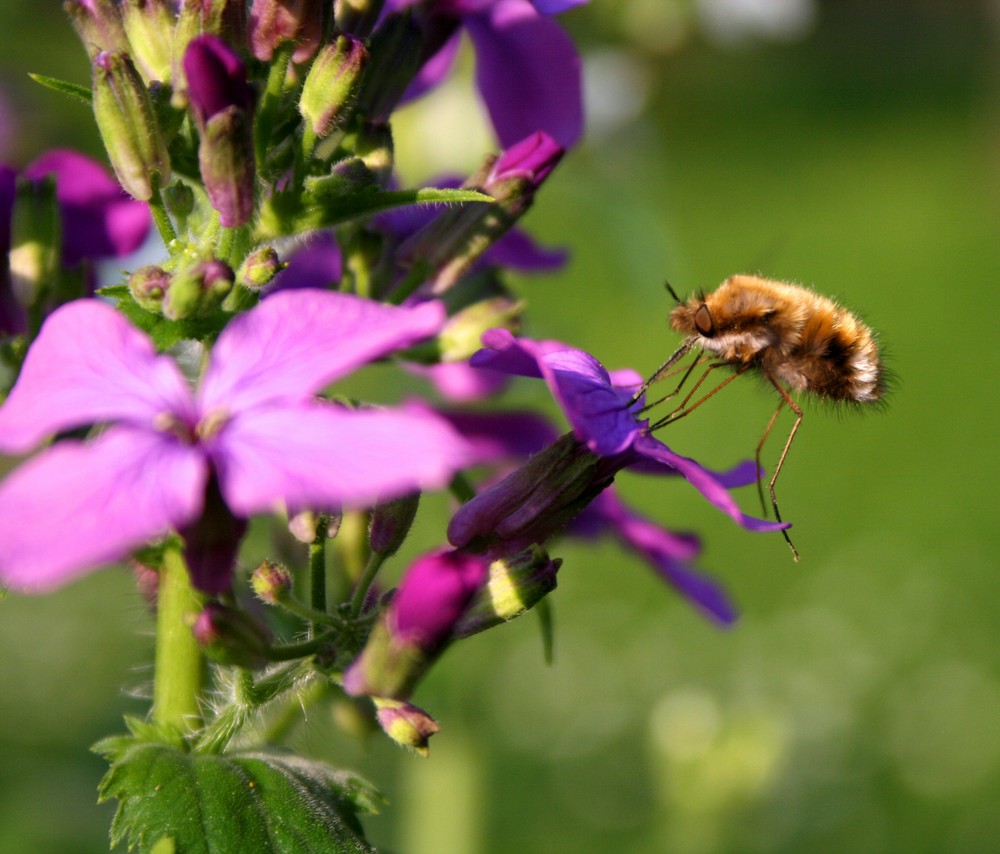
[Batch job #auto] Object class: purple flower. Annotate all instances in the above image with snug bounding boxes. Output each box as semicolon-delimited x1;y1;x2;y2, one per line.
387;0;585;147
183;36;256;227
0;150;151;335
342;548;489;699
0;290;474;593
465;328;789;532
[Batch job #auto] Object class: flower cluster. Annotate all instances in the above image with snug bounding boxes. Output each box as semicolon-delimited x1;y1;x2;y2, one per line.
0;1;793;846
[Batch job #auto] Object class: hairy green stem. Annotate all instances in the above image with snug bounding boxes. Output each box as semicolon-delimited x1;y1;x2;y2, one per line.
254;44;293;175
349;552;386;618
152;546;205;734
309;514;330;624
148;178;178;248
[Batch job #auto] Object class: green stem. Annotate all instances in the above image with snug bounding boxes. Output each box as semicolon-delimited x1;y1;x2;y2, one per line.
152;546;205;734
148;178;178;248
254;44;293;175
349;552;386;618
309;514;329;624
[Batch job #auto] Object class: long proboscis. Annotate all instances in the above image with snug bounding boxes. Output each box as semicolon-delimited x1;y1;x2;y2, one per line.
630;338;695;405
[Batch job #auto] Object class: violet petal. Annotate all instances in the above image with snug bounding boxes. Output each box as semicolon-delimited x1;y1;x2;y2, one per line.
212;401;473;516
199;289;445;412
465;0;583;147
0;300;195;454
0;426;207;591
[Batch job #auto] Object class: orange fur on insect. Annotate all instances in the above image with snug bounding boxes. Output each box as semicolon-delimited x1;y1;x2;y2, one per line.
669;275;885;403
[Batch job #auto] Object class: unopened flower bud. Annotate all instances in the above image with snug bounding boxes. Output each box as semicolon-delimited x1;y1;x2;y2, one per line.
334;0;385;38
453;546;560;638
8;176;60;309
448;432;602;552
184;35;255;227
369;492;420;558
373;698;440;756
128;264;172;311
121;0;176;83
192;602;271;669
399;132;564;293
163;258;234;319
354;10;423;123
251;559;292;604
300;35;369;138
438;296;524;362
92;50;171;200
249;0;324;62
164;181;196;219
66;0;129;58
236;246;283;290
342;549;488;700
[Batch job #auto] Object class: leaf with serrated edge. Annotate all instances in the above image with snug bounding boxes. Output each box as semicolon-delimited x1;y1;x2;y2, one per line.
96;740;381;854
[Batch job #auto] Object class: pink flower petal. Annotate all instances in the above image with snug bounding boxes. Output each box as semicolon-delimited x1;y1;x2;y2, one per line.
0;301;195;454
199;290;445;412
0;427;207;591
212;401;473;516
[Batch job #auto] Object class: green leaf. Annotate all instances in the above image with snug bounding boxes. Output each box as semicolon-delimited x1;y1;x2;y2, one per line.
258;186;494;239
95;739;382;854
28;73;92;105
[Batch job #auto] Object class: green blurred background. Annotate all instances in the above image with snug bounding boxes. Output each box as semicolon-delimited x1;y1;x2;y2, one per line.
3;1;1000;851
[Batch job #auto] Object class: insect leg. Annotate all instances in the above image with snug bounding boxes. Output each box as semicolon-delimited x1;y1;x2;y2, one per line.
764;373;802;561
755;399;785;516
629;339;694;405
649;363;749;430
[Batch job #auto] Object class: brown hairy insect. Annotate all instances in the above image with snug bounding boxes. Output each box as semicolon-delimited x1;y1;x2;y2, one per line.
637;274;886;559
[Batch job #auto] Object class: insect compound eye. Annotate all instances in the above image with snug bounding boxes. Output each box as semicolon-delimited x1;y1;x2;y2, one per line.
694;304;715;337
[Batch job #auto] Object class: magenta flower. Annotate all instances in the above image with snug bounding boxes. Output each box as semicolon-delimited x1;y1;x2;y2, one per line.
1;150;151;334
464;328;789;532
0;290;474;593
387;0;585;147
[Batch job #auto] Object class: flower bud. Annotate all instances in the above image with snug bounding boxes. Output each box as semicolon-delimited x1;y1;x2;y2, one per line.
128;264;172;311
342;549;488;700
164;180;196;220
447;432;603;552
334;0;385;38
163;258;234;319
452;546;560;638
249;0;324;63
121;0;176;83
398;132;564;293
300;35;369;138
92;51;171;200
192;602;271;669
236;246;283;290
368;492;420;558
184;36;255;226
288;510;342;544
373;698;440;757
251;559;292;604
8;176;60;310
354;10;423;123
65;0;129;58
438;296;524;362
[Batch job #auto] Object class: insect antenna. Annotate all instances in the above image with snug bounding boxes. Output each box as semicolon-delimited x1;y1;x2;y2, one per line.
664;280;683;304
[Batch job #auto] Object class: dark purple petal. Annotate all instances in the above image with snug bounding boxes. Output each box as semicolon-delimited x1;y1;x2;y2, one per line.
531;0;588;12
0;426;207;591
23;149;151;265
632;433;789;533
469;327;559;378
267;231;342;292
465;0;583;147
575;489;737;625
482;227;567;272
184;35;253;125
391;549;489;649
398;29;462;104
0;300;195;454
200;290;446;412
212;401;474;516
435;409;559;461
488;130;564;187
